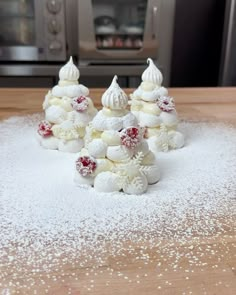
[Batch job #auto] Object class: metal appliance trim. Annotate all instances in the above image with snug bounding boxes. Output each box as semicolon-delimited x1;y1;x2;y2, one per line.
219;0;236;85
0;46;39;61
0;64;149;77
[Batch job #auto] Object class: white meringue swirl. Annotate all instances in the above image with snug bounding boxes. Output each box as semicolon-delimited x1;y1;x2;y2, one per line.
52;84;89;98
59;56;80;81
92;110;137;131
132;85;168;102
101;75;128;110
141;58;163;86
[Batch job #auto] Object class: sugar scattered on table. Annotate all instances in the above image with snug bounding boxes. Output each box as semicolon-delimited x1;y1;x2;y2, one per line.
0;115;236;290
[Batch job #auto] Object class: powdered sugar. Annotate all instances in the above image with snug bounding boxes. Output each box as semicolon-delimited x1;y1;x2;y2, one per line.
0;115;236;291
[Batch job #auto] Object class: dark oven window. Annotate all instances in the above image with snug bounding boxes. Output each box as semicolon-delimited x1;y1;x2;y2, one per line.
0;0;35;46
92;0;147;50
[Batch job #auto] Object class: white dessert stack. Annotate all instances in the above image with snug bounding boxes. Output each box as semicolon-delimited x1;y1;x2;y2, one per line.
130;58;184;152
74;76;160;194
37;57;97;153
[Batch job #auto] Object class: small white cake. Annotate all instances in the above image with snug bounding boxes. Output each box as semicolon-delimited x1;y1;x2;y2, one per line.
37;57;97;153
130;58;184;152
74;76;160;195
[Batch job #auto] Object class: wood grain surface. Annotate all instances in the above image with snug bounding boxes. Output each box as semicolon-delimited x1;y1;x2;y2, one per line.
0;87;236;295
0;87;236;123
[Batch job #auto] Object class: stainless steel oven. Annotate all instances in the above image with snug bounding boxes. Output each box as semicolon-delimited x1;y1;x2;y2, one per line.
78;0;173;65
0;0;69;61
0;0;175;87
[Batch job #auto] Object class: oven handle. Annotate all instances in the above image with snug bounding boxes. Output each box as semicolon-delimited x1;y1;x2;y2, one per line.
152;5;158;40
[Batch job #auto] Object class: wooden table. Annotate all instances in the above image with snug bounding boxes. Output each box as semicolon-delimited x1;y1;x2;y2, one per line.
0;87;236;123
0;87;236;295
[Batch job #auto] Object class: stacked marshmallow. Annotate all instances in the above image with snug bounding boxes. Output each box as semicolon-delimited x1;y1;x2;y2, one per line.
37;57;97;153
130;58;184;152
74;76;160;194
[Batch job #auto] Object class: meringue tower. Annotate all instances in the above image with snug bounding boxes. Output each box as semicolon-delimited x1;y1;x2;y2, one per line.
37;57;97;153
130;58;184;152
74;76;160;195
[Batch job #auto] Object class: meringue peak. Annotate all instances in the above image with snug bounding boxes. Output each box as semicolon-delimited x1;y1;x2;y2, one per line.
101;76;128;110
68;56;73;64
147;58;154;66
59;56;80;81
111;75;118;86
142;58;163;86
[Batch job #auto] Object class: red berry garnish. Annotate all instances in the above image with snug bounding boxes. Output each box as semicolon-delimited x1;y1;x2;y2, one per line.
120;127;141;149
76;156;97;177
71;96;89;112
38;121;53;137
158;96;175;112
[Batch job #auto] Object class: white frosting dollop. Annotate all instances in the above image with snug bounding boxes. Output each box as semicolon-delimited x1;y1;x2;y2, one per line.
52;119;84;140
141;58;163;86
45;105;67;124
88;139;107;158
58;138;84;153
101;130;121;146
142;151;156;165
106;145;133;162
134;140;149;156
37;134;59;150
94;172;122;193
132;85;168;102
59;56;80;81
92;110;137;131
147;127;184;152
142;165;160;184
101;76;128;110
67;110;95;128
159;110;178;127
52;84;89;98
94;158;114;176
168;130;185;149
138;111;162;128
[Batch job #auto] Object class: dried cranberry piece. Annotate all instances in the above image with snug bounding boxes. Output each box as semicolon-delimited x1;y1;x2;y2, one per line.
120;127;141;149
71;96;89;112
158;96;175;112
76;156;97;177
38;121;53;137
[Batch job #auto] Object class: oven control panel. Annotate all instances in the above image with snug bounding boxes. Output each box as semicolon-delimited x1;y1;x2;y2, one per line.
44;0;66;60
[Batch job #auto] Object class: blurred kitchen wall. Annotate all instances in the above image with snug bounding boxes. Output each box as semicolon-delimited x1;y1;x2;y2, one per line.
170;0;226;87
0;0;232;88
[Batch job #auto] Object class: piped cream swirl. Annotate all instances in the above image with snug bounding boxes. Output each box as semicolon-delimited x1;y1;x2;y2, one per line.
59;56;80;81
141;58;163;86
101;76;128;110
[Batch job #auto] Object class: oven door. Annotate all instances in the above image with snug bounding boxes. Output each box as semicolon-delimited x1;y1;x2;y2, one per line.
0;0;66;61
78;0;162;64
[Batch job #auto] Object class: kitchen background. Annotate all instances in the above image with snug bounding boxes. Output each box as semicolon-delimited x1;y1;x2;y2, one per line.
0;0;235;88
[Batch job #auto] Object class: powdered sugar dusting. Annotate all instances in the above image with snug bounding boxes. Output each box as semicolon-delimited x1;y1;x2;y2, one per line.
0;115;236;292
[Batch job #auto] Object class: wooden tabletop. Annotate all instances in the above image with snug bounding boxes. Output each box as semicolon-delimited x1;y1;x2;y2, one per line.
0;87;236;123
0;87;236;295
